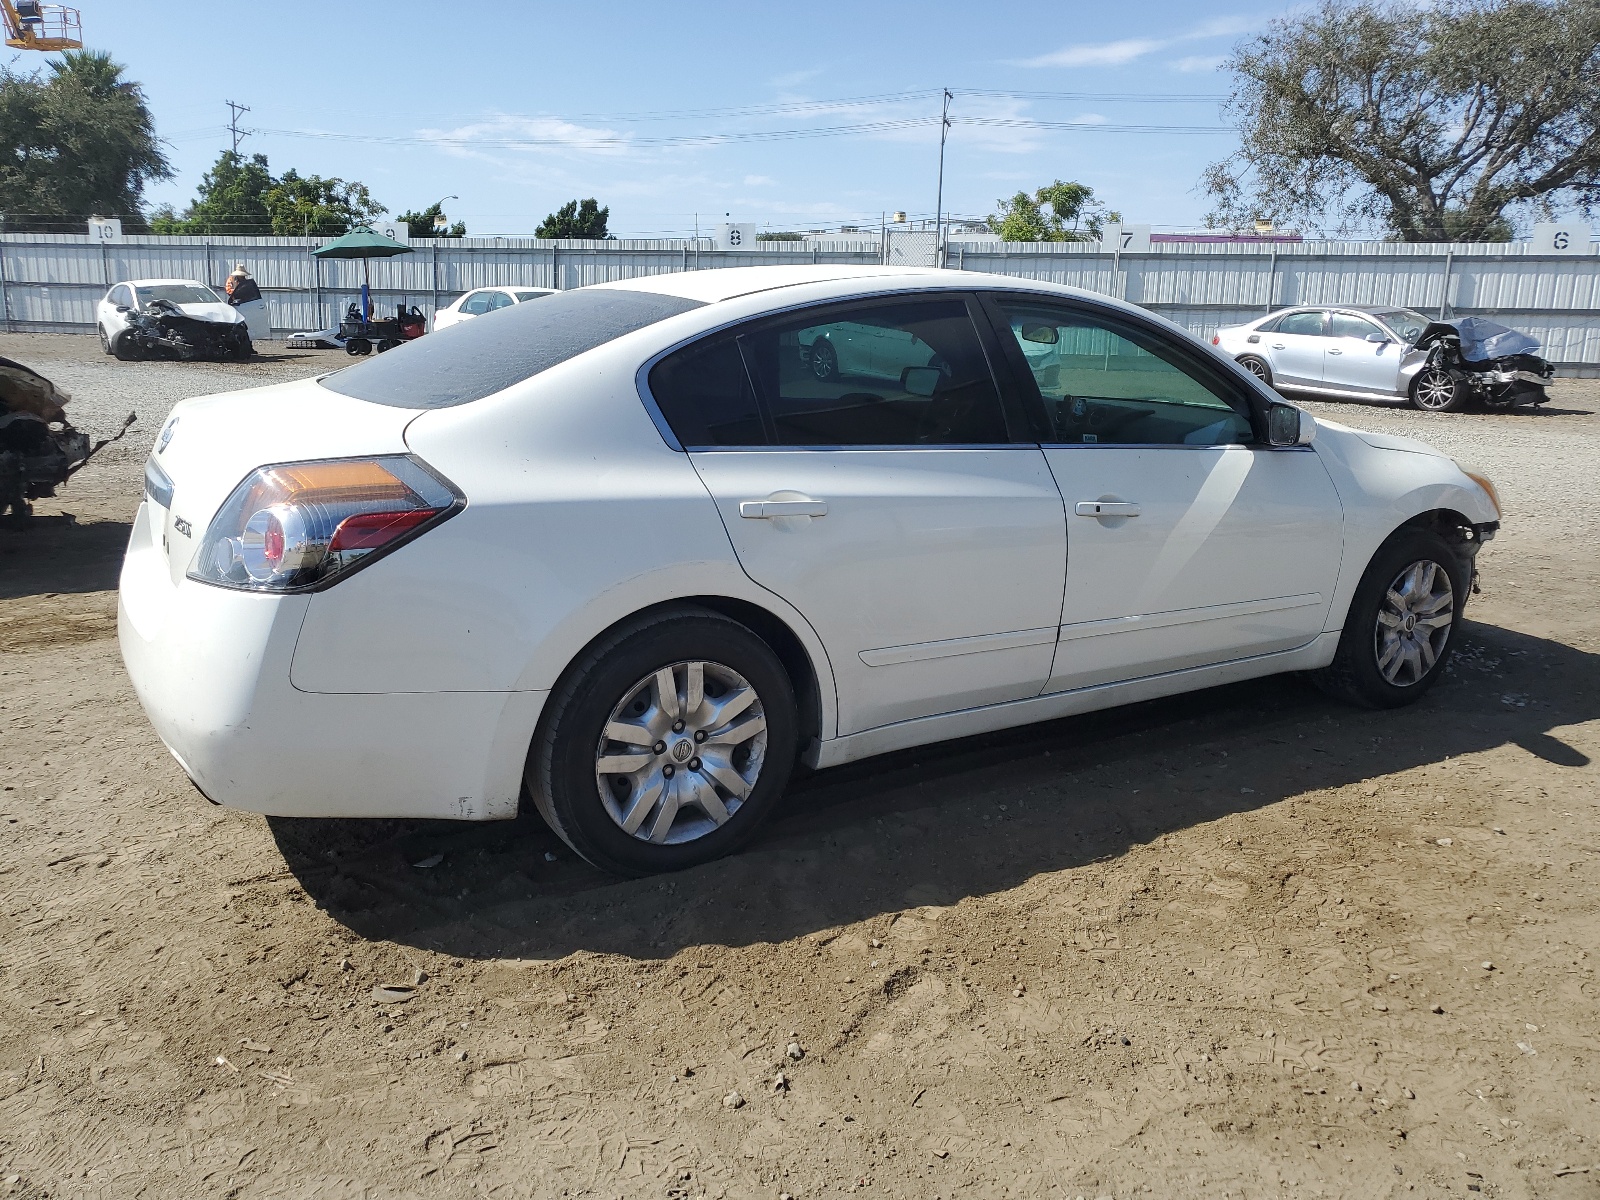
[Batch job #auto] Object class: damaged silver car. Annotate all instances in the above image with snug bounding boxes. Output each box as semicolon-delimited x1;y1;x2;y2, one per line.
1213;306;1553;412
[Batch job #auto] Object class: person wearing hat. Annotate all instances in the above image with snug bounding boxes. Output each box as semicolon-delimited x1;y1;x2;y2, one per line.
224;264;269;344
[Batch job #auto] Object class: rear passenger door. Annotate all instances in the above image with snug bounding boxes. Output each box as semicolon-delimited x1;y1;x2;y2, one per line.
1264;310;1329;385
649;294;1068;736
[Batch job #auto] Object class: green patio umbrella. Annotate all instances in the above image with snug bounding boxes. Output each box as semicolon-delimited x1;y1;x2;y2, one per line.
312;226;414;320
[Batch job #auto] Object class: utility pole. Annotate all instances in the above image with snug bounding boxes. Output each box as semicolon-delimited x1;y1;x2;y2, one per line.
934;88;952;268
226;100;251;154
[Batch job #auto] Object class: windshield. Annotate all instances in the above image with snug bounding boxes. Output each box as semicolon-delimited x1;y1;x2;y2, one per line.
135;284;222;306
319;287;705;408
1373;309;1430;344
515;290;551;302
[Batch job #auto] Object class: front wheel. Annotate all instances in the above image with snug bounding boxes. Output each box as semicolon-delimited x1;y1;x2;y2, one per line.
111;331;142;361
1312;528;1466;708
528;607;799;876
1409;367;1467;412
809;338;838;381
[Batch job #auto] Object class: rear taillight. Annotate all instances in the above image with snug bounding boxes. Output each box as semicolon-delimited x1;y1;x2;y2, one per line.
188;455;462;592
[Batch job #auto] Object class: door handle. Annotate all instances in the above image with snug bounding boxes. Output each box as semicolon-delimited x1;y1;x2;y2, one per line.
1075;501;1140;518
1327;348;1343;355
1270;342;1285;349
739;499;828;519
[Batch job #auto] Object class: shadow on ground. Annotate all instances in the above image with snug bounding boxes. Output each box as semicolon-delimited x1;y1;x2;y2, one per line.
271;621;1596;961
0;517;130;599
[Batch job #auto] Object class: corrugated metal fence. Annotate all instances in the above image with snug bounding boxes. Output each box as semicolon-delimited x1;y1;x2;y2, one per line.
3;233;1597;366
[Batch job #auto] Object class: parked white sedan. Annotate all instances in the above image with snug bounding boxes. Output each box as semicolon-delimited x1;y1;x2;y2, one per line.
430;286;553;332
120;267;1501;876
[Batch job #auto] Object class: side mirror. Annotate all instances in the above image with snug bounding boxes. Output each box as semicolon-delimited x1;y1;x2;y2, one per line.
1267;401;1316;447
1018;322;1058;345
1365;332;1390;344
115;304;129;313
901;365;942;397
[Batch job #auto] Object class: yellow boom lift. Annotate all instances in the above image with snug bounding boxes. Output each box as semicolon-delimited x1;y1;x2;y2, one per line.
1;1;82;50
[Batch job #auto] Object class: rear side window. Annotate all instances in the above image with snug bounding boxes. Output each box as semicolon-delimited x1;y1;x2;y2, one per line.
320;288;705;408
1276;310;1327;336
648;334;766;446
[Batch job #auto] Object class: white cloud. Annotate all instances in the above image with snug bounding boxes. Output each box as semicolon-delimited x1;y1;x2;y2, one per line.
416;113;633;158
769;67;824;89
1019;13;1252;69
743;174;776;186
1172;54;1227;73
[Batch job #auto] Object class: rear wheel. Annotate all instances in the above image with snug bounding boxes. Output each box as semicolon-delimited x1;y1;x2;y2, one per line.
344;338;371;356
98;325;112;355
528;607;798;876
1313;528;1466;708
1409;367;1467;412
810;338;838;381
1237;354;1272;386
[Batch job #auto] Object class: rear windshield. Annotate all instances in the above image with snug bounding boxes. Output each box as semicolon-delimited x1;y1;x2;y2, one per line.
318;287;705;408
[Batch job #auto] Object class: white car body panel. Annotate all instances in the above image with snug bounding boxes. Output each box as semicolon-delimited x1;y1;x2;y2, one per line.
430;287;553;332
689;447;1066;733
118;266;1502;821
1042;443;1343;690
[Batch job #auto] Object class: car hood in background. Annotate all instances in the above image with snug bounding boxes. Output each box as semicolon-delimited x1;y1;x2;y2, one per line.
162;302;243;324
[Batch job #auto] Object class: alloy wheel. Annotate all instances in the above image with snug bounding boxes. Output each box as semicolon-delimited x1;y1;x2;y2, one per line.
1413;369;1458;411
1373;559;1454;686
1241;357;1269;381
594;660;768;845
811;340;837;380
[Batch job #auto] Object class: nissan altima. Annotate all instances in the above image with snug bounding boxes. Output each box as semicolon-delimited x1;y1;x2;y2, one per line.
120;267;1502;876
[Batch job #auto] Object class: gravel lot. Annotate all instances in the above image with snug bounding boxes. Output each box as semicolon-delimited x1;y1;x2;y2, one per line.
2;333;1598;1199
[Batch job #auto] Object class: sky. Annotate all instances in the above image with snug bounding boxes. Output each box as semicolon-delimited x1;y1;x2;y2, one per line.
62;1;1298;239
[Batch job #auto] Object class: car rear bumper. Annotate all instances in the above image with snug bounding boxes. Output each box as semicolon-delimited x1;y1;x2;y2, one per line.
117;501;544;820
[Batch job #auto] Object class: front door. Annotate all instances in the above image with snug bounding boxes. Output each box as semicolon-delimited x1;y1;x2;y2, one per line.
1265;309;1329;385
649;294;1067;735
985;296;1345;692
1323;311;1405;394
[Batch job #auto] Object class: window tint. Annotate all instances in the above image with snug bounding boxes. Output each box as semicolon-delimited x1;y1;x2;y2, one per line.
1330;312;1382;339
514;290;551;302
135;284;221;306
320;287;704;409
738;298;1009;446
1276;310;1326;336
1373;309;1429;343
996;301;1255;447
485;290;516;311
460;291;495;315
648;334;766;447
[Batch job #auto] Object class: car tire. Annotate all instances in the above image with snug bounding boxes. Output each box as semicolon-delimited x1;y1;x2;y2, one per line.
1409;367;1467;412
98;324;112;355
1237;355;1272;386
810;338;838;381
527;606;799;877
111;331;141;361
1312;528;1467;709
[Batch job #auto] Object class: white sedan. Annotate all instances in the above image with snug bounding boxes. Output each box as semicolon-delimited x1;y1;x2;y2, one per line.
120;267;1501;876
430;286;553;332
96;278;249;358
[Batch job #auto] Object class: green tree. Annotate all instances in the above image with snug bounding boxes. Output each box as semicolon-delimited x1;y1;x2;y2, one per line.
986;181;1114;242
536;198;610;239
0;50;170;231
1202;0;1600;241
263;169;385;237
159;151;274;234
397;200;466;238
756;230;804;241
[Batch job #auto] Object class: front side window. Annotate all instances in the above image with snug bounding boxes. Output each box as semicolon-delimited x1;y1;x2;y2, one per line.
459;290;495;315
1329;311;1384;340
1373;308;1429;344
995;300;1255;447
741;297;1009;446
1276;310;1327;337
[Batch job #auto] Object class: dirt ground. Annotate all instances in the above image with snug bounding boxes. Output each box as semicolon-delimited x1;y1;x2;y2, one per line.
1;333;1597;1200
